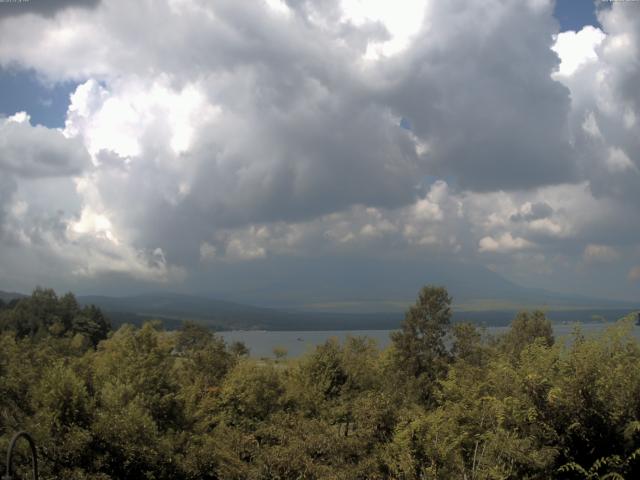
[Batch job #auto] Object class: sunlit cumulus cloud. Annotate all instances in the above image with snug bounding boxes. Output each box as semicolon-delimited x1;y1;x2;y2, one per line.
340;0;428;59
479;233;534;254
0;112;88;178
0;0;639;301
0;111;183;286
552;25;606;77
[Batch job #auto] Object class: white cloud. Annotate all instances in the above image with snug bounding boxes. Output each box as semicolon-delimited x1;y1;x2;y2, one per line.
5;111;30;124
582;111;602;138
199;241;218;261
552;26;606;77
584;244;619;263
0;105;186;284
605;147;636;173
553;4;640;205
65;78;218;160
0;0;639;300
69;206;118;244
1;195;183;283
225;238;267;261
412;196;443;221
478;233;533;253
0;111;90;177
264;0;290;16
528;218;567;237
340;0;427;59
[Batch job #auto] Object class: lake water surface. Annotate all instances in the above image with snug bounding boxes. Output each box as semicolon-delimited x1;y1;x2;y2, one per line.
220;322;640;358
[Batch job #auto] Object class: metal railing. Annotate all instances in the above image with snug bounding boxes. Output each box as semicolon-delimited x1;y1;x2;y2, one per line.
3;431;38;480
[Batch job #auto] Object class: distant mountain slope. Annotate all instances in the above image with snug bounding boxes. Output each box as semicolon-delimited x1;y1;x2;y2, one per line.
78;292;638;331
5;256;637;331
78;293;404;331
0;290;27;303
72;259;639;330
196;258;636;313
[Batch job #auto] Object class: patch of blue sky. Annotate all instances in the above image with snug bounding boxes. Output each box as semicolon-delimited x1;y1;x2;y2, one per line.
422;174;458;188
0;67;78;128
553;0;600;32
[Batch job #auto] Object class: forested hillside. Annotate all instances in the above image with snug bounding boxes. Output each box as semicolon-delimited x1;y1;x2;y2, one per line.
1;287;640;479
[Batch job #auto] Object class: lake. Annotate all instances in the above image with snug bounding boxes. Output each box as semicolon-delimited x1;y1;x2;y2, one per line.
220;322;640;358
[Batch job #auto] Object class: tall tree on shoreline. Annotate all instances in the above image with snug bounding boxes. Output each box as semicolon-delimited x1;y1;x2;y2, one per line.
391;285;452;404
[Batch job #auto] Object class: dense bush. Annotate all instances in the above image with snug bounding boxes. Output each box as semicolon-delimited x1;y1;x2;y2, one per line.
1;286;639;479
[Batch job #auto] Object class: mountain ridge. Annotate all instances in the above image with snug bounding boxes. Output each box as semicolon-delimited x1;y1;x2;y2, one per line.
3;260;638;332
75;291;638;331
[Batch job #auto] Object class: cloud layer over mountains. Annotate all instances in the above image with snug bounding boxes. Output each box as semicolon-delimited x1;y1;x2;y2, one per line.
0;0;639;302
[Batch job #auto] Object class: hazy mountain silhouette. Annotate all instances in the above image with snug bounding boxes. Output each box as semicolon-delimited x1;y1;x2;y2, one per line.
3;260;636;330
192;258;635;312
0;290;26;303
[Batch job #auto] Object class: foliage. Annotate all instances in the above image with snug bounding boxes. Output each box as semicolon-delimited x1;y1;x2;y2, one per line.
390;285;452;405
499;310;554;360
1;286;640;479
0;288;110;347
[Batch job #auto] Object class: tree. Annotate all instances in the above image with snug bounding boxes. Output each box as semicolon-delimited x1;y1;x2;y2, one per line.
175;321;214;353
229;340;250;358
72;305;111;347
273;346;288;360
0;289;110;347
390;285;452;404
501;310;554;360
0;287;59;338
300;338;348;401
174;321;234;415
218;361;285;429
451;322;487;366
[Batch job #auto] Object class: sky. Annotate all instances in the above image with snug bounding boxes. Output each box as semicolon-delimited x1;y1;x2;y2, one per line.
0;0;639;308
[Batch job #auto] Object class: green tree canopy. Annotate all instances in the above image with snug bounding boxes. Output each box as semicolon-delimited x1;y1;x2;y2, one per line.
0;288;110;347
501;310;554;360
390;285;453;404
